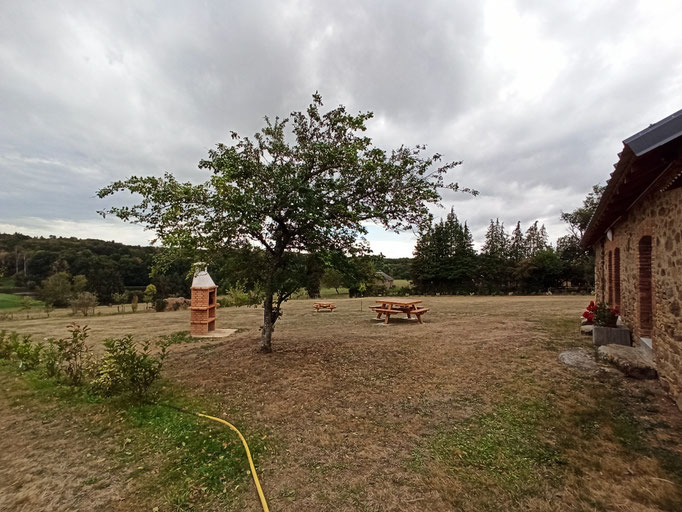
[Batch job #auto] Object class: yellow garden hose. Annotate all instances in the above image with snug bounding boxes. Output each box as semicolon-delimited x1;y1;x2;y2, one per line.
196;412;270;512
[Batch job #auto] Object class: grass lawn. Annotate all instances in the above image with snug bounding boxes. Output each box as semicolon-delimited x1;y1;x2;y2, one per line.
1;296;681;511
0;293;42;310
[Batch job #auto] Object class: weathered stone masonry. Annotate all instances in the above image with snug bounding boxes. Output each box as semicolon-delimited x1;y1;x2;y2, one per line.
584;110;682;410
595;185;682;408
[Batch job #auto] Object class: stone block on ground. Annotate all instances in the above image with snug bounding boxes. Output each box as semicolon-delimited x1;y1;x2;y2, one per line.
559;349;600;373
597;345;658;379
580;324;593;335
593;325;631;346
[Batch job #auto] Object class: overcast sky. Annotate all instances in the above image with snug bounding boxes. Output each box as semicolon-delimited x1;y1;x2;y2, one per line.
1;0;681;257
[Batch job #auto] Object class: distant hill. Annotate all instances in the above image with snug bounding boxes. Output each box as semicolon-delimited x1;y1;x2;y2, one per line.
0;232;189;302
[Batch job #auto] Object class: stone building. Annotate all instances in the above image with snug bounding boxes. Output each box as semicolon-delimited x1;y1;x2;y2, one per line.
375;271;395;289
582;109;682;410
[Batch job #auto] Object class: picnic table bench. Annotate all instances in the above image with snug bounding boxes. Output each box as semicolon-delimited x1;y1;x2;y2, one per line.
313;301;336;312
371;299;429;324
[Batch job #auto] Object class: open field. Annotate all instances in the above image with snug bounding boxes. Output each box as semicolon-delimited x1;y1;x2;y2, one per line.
1;295;681;511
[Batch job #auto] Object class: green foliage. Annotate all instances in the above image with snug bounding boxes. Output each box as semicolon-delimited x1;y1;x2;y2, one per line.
13;335;43;370
320;268;345;293
218;283;263;307
72;274;88;293
304;254;324;299
154;298;167;312
69;291;98;316
19;296;33;311
0;330;12;358
111;291;128;305
0;232;190;301
0;331;42;370
412;209;476;294
561;184;606;239
90;335;169;399
47;323;92;384
143;283;157;304
160;331;194;345
38;271;73;307
593;302;619;327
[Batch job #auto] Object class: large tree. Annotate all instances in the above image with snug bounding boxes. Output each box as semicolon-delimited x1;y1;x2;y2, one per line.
98;94;474;352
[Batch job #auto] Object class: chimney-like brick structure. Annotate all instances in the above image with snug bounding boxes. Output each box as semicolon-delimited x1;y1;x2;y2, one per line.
190;264;217;335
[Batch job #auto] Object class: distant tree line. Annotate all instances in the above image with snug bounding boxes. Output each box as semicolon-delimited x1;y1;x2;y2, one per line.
0;186;603;304
0;234;190;304
410;185;604;294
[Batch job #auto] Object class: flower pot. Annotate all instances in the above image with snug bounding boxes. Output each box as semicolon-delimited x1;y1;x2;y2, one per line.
593;325;631;347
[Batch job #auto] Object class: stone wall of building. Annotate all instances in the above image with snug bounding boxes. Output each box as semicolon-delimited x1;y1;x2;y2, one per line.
594;185;682;409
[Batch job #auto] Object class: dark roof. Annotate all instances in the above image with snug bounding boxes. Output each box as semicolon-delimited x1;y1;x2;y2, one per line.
375;271;394;281
624;108;682;156
581;109;682;248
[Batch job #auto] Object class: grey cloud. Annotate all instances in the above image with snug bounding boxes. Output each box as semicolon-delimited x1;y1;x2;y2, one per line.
1;0;681;256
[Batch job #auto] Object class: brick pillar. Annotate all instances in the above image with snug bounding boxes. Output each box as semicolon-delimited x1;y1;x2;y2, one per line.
190;265;217;335
614;248;621;309
638;236;653;337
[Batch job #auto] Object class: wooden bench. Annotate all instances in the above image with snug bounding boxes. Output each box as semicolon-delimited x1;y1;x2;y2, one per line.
313;302;336;312
373;307;429;324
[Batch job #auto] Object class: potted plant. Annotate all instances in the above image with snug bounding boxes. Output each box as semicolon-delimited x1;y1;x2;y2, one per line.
582;300;597;325
580;300;597;335
592;302;631;346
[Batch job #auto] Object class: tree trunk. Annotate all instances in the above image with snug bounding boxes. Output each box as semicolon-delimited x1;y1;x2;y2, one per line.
260;292;274;353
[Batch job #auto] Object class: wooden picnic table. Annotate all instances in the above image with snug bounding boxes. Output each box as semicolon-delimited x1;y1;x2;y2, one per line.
370;299;429;324
313;301;336;312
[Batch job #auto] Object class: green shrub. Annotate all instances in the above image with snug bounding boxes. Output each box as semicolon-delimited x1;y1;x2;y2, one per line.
143;283;157;305
42;339;62;378
50;323;91;384
161;331;194;345
0;330;11;358
218;283;263;308
390;285;415;296
70;292;98;316
12;334;43;371
90;335;169;399
154;298;167;312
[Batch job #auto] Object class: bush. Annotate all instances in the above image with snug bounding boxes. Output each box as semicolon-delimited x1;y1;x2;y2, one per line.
90;335;169;399
390;285;415;297
42;340;62;378
50;323;91;384
218;283;263;308
143;283;157;305
70;292;98;316
0;330;13;358
154;298;167;312
0;331;42;370
13;335;43;370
